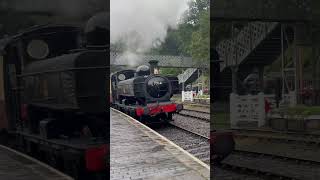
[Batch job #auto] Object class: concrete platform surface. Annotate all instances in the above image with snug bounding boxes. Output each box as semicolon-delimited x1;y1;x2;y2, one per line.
0;145;72;180
110;108;210;180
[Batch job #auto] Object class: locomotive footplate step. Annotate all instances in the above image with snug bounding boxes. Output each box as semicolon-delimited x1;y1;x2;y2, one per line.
0;145;72;180
111;108;210;180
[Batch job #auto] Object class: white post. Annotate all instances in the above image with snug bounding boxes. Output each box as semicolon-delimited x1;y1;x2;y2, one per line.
230;93;237;128
191;91;194;102
258;92;266;127
289;91;297;107
182;91;185;102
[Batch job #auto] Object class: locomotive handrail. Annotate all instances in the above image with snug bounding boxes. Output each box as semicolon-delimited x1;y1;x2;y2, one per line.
17;66;109;77
17;131;106;150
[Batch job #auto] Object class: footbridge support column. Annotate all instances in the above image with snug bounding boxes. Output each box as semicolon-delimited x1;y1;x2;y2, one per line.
231;66;238;94
312;25;320;105
294;23;312;104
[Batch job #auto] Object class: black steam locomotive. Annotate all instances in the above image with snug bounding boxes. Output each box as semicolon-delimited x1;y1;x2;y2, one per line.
111;65;183;123
0;13;108;179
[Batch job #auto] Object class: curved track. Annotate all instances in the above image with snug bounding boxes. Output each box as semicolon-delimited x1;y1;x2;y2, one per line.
172;112;210;137
234;128;320;145
115;107;211;165
155;123;210;165
220;128;320;179
220;149;320;180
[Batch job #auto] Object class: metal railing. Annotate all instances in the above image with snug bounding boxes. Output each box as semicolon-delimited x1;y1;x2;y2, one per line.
178;68;198;84
110;52;207;68
216;22;279;71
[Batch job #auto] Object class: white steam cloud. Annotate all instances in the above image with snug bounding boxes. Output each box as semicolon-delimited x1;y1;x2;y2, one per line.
111;0;190;65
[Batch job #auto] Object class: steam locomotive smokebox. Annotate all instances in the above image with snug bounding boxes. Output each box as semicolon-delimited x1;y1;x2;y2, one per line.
39;118;59;139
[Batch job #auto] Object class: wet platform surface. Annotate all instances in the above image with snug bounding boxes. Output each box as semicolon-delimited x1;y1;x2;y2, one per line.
0;145;72;180
110;108;210;180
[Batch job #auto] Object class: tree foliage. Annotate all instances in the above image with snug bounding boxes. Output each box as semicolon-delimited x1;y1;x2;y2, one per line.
152;0;210;65
187;9;209;64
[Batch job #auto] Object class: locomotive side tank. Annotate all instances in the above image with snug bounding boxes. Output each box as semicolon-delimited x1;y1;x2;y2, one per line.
22;50;107;113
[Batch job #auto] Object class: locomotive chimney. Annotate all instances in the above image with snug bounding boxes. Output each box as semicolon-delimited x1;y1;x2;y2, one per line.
149;60;159;75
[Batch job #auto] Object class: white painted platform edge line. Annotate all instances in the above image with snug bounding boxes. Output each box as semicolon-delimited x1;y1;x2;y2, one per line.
0;144;74;180
111;108;210;170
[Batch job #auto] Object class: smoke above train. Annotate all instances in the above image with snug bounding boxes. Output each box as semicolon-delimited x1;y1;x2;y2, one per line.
110;0;190;65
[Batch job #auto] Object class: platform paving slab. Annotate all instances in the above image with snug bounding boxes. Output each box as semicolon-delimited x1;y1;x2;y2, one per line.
0;145;72;180
110;109;210;180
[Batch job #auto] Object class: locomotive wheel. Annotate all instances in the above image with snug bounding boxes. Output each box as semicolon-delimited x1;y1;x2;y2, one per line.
138;116;145;123
64;159;81;180
71;163;81;180
211;135;235;163
47;152;63;169
167;113;173;121
130;111;136;118
0;129;8;145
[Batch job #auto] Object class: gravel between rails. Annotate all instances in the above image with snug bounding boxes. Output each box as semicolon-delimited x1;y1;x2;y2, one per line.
172;114;210;138
178;110;210;121
154;125;210;165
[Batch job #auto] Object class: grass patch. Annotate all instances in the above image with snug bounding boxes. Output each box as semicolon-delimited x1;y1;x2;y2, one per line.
277;105;320;121
195;95;210;99
212;112;230;129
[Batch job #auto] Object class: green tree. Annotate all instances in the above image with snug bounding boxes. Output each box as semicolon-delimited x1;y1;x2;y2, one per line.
151;0;210;58
184;0;209;26
160;68;184;76
187;9;209;64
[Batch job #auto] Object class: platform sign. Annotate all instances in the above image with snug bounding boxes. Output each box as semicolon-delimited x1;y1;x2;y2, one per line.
230;93;265;128
182;91;194;102
230;92;297;128
211;0;312;22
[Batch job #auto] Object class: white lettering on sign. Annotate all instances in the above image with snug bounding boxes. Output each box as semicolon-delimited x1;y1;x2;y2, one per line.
230;92;296;128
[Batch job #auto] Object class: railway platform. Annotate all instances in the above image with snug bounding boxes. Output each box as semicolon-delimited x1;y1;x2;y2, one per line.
0;145;72;180
110;108;210;180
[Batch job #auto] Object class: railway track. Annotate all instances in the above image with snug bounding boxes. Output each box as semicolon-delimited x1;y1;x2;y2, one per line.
234;128;320;146
212;166;265;180
153;109;211;164
177;109;210;121
155;123;210;165
219;149;320;180
172;112;210;138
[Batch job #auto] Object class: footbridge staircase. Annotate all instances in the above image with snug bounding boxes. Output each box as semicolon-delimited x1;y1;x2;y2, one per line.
178;68;201;85
215;22;294;98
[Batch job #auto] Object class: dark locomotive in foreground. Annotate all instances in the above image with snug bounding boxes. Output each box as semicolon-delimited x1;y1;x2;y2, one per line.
0;13;108;179
111;65;183;123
